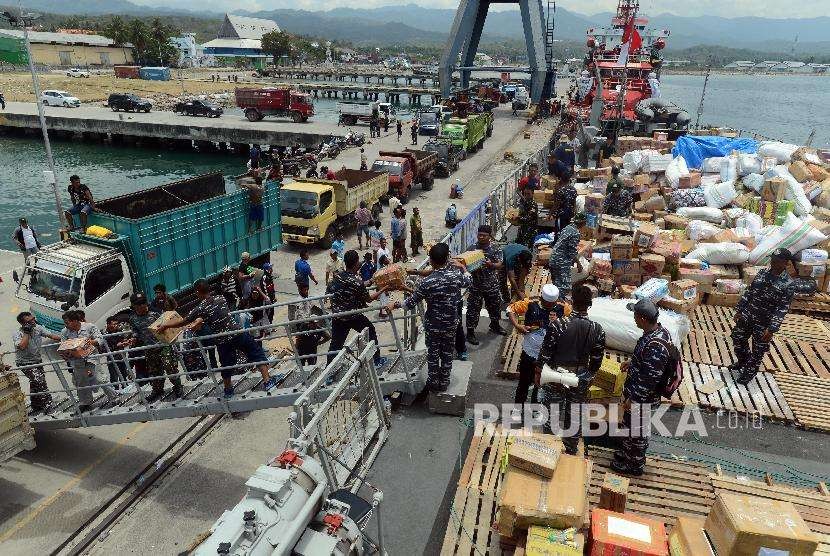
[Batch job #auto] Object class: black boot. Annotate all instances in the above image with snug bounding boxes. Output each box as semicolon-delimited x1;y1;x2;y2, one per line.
736;370;757;386
466;329;480;346
489;323;507;336
727;361;745;373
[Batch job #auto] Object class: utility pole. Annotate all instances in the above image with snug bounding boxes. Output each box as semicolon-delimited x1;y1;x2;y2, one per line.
4;5;66;228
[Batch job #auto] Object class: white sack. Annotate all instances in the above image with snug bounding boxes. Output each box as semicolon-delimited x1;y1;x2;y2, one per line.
677;206;724;224
799;248;828;264
703;180;738;208
643;153;674;173
735;212;763;235
702;157;726;173
623;150;659;173
687;220;722;241
720;157;738;183
575;194;586;215
742;173;765;193
724;207;748;227
665;155;689;188
749;212;828;264
737;154;763;176
687;242;750;265
758;141;800;164
587;297;690;353
765;165;812;216
570;256;591;283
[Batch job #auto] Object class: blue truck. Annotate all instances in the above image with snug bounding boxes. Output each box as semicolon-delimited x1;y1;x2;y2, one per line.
15;173;281;331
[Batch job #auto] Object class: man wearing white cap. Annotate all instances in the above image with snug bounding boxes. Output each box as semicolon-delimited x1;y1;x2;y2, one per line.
535;285;606;455
507;283;571;413
647;72;661;100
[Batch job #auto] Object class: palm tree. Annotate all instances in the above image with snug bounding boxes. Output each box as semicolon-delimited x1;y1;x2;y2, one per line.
102;16;130;64
128;19;149;65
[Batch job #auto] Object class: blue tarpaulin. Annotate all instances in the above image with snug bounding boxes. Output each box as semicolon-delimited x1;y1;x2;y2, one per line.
671;135;759;169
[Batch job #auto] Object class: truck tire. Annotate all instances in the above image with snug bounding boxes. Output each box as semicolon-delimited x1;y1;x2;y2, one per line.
318;228;335;249
422;176;434;191
292;112;303;123
345;115;357;126
487;126;493;137
245;108;263;122
400;193;409;205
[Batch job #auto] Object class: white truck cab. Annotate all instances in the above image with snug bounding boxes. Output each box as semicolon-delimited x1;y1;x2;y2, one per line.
16;242;132;332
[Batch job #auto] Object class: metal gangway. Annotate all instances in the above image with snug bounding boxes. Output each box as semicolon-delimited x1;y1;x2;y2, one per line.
3;140;551;432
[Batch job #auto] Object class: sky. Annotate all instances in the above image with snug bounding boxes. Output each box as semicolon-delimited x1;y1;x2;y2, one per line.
130;0;830;19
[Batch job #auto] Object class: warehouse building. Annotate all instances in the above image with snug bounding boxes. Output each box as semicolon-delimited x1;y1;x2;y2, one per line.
201;14;280;69
0;29;133;67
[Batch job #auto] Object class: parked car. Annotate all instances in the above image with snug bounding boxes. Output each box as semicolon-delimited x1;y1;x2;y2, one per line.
108;93;151;113
40;90;81;107
173;99;223;117
66;68;90;78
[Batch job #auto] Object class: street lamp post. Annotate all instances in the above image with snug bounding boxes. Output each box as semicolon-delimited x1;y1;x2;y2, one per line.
3;7;66;229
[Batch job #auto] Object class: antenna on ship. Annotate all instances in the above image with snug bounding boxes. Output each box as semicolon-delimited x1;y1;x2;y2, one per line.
695;61;712;130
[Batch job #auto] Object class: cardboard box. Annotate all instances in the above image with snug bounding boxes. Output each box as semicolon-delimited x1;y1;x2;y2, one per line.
658;296;698;314
578;240;594;259
678;268;715;286
669;517;715;556
644;195;667;212
789;160;812;183
707;292;741;307
679;258;702;270
508;433;561;478
373;263;409;290
677;175;692;189
617;284;638;298
742;265;764;285
639;253;666;275
592;259;613;279
57;337;95;360
634;174;652;187
599;473;629;513
149;311;185;344
617;273;643;287
590;509;668;556
634;223;659;249
633;212;653;222
709;264;741;280
669;279;698;301
715;279;744;294
594;358;626;394
586;193;605;215
704;493;819;556
506;207;521;224
689;171;702;186
526;527;584;556
611;236;635;260
709;229;739;244
797;261;826;278
597;277;615;293
498;454;590;538
602;215;636;235
612;259;640;276
761;177;787;202
663;215;689;230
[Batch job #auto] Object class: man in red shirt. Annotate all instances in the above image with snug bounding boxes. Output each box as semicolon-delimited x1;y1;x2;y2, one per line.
518;163;541;192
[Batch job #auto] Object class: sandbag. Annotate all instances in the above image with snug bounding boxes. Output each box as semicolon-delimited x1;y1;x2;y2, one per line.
670;188;706;209
720;157;738;183
687;220;721;241
742;173;765;193
703;180;738;208
723;207;748;227
665;155;689;188
686;242;750;265
737;153;763;176
758;141;799;164
748;212;828;264
765;165;812;216
676;206;724;224
702;157;726;173
587;297;690;354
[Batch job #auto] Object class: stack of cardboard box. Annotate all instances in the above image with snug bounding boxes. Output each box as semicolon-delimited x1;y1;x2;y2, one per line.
588;358;626;400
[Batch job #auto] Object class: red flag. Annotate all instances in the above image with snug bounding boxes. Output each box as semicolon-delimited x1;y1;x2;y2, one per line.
616;16;642;65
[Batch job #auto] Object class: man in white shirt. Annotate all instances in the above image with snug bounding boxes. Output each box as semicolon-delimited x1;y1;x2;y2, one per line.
376;237;392;269
11;217;40;263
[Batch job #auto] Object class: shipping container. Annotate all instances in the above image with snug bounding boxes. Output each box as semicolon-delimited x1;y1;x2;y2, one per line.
114;65;141;79
139;66;171;81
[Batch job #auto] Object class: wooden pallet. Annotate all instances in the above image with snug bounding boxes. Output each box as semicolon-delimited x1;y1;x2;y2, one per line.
711;471;830;555
443;423;514;555
689;305;830;343
681;330;830;379
670;362;795;422
792;293;830;316
497;331;523;380
774;372;830;432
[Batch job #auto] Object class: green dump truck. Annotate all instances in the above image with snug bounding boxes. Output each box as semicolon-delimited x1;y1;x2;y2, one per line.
442;112;494;157
15;173;281;331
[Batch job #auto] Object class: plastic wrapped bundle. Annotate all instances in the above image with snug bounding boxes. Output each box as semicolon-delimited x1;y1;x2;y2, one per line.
742;173;765;193
676;206;724;224
737;153;763;176
687;242;750;265
665;155;690;189
748;212;828;264
587;297;691;353
758;141;800;164
703;180;738;208
790;277;818;295
720;157;738;183
702;157;726;173
670;188;706;209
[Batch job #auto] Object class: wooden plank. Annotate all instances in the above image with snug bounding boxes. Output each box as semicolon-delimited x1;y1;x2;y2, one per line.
776;372;830;432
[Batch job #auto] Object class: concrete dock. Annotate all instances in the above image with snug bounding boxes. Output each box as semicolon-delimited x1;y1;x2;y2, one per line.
0;102;342;149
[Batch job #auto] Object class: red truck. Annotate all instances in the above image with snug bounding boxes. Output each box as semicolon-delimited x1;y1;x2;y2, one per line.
235;87;314;123
372;149;438;202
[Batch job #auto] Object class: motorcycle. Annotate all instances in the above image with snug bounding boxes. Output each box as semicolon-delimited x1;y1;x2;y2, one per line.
297;152;318;169
344;129;366;147
318;139;340;160
281;158;302;178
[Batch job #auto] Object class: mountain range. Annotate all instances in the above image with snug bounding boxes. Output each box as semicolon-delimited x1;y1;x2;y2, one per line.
9;1;829;54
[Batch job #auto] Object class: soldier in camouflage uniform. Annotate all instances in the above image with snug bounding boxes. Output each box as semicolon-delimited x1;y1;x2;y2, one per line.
122;293;184;401
391;243;472;392
730;248;795;385
516;186;539;247
555;174;577;232
602;182;633;217
612;299;672;477
465;225;506;345
547;212;585;299
536;285;606;455
14;311;61;413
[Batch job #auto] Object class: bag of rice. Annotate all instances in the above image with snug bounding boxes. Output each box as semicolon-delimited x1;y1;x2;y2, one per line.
703;180;738;208
742;173;765;193
676;206;724;224
687;220;721;241
737;153;763;176
665;155;689;189
748;212;828;265
764;165;812;216
687;242;750;265
758;141;799;164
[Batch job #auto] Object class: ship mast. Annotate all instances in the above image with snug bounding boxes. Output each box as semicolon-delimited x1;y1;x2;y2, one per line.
612;0;639;140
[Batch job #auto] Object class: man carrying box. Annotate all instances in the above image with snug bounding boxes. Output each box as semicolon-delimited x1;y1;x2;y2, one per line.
602;181;633;217
465;225;506;345
547;213;586;299
59;310;120;413
388;243;472;393
516;186;539;247
120;293;184;401
730;248;795;386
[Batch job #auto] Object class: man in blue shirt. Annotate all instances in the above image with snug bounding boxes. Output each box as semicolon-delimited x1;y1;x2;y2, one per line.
502;242;532;302
294;249;318;293
552;134;576;172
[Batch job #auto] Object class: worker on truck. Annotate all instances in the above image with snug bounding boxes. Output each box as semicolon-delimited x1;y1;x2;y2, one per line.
156;279;279;398
65;175;94;232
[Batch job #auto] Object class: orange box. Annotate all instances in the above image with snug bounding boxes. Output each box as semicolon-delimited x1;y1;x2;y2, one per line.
590;509;668;556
